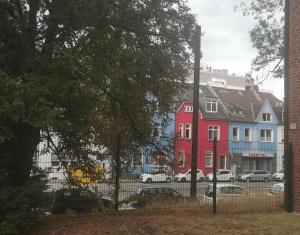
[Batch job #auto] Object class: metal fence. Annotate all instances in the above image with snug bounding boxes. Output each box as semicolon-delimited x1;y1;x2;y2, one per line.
32;140;285;214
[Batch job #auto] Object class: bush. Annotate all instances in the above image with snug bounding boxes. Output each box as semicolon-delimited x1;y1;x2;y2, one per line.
0;176;50;235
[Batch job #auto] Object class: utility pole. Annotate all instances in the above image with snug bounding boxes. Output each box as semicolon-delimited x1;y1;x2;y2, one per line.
191;25;201;198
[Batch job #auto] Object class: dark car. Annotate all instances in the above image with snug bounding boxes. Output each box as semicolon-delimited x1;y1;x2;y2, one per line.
52;188;113;214
124;186;183;208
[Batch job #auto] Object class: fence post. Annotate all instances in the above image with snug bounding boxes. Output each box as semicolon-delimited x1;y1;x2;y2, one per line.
114;133;121;212
213;137;217;214
285;142;293;212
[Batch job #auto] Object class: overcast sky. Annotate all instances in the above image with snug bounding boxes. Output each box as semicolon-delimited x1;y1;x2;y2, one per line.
187;0;284;99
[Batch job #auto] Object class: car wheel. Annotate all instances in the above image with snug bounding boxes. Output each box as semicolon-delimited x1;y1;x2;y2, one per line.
166;178;171;183
181;178;186;182
198;177;205;182
146;178;152;184
230;177;234;182
264;178;269;182
246;177;251;182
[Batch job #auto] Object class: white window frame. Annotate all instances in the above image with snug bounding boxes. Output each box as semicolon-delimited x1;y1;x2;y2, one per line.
208;126;220;141
51;153;60;167
262;113;272;122
185;123;191;139
205;151;213;167
179;123;184;139
152;125;161;138
178;151;185;167
244;128;251;141
206;100;218;113
184;105;193;112
260;129;273;142
232;127;239;141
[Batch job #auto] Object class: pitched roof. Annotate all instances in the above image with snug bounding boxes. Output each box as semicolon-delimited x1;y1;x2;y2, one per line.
175;84;228;121
212;86;283;123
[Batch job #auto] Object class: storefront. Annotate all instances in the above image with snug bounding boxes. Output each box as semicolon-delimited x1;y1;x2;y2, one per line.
230;152;276;175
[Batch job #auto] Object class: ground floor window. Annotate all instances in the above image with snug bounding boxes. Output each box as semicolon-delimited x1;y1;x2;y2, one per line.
178;151;185;167
205;151;212;167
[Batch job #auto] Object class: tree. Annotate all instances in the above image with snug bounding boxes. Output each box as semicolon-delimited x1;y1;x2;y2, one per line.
237;0;284;80
0;0;197;187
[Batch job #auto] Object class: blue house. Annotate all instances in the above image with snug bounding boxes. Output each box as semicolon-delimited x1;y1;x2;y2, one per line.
130;111;175;174
213;85;282;175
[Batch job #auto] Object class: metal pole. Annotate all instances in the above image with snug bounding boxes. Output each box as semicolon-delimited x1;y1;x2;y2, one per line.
213;137;217;214
284;0;292;212
114;133;121;211
190;25;201;198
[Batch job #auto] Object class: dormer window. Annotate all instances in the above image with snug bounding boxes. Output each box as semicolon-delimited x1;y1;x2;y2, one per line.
262;113;271;122
184;105;193;112
206;100;218;112
233;109;244;115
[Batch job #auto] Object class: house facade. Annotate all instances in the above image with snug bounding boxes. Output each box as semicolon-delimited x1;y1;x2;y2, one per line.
213;86;283;175
174;85;229;174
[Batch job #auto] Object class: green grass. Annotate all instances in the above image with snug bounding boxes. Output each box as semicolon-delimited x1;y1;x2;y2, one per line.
32;211;300;235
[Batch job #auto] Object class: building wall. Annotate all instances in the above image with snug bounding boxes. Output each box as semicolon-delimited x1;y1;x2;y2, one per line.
175;101;229;174
288;0;300;211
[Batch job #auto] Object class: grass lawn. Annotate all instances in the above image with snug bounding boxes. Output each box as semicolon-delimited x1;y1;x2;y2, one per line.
31;211;300;235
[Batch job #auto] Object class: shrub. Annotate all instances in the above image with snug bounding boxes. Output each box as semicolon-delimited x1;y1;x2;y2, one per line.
0;176;50;235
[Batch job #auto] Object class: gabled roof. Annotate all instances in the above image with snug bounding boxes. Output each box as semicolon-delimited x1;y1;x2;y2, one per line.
175;84;228;121
212;86;283;123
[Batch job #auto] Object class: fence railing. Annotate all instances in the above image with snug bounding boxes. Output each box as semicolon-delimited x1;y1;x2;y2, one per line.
32;140;285;214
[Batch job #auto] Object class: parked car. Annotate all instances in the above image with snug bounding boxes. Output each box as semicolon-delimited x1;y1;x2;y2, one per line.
140;172;172;183
124;186;183;208
204;184;250;201
174;169;205;182
269;183;284;195
238;170;272;182
52;188;113;214
272;169;284;182
206;170;235;182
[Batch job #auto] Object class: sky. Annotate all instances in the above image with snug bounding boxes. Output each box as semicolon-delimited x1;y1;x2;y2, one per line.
187;0;284;100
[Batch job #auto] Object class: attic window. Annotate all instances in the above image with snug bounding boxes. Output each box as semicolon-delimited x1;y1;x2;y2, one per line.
262;113;271;122
233;109;244;115
206;100;218;113
184;105;193;112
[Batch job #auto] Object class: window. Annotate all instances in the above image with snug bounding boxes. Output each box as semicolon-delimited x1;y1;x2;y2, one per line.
179;124;184;138
206;100;218;112
178;151;185;167
152;125;161;137
260;129;272;142
262;113;271;122
232;127;239;141
185;124;191;139
281;128;284;142
208;126;219;141
205;151;212;167
233;109;244;115
245;128;251;141
51;153;60;167
184;105;193;112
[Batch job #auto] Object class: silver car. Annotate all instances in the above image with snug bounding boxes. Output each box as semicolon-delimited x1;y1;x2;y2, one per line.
204;184;250;201
239;170;272;182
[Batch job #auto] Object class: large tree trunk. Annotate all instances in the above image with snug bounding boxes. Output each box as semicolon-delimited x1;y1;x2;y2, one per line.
1;123;40;186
